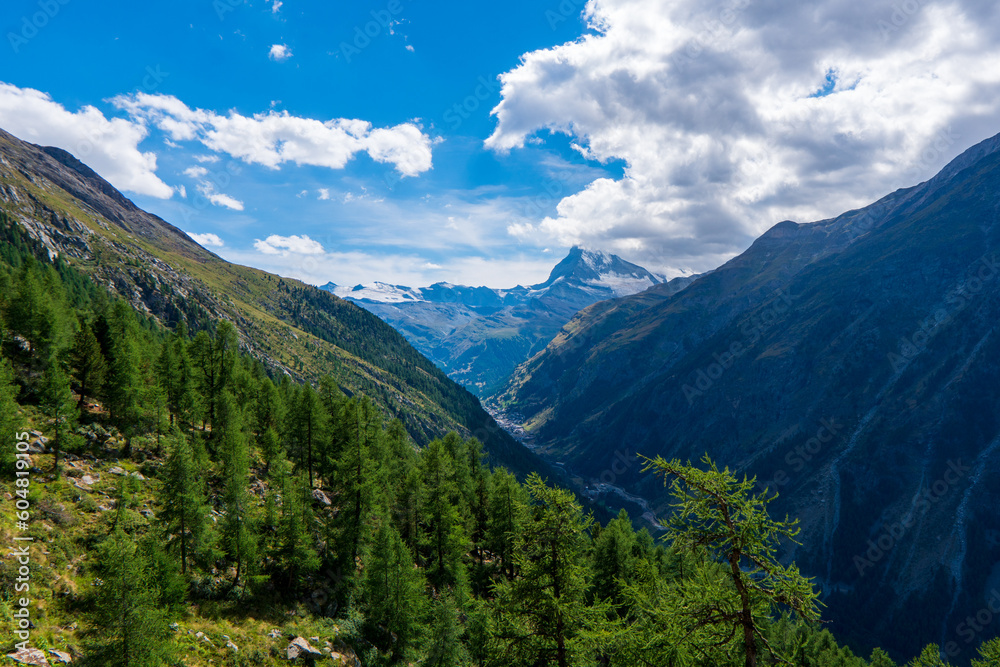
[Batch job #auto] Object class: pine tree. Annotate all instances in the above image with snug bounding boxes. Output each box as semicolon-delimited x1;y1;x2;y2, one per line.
277;461;320;588
425;593;469;667
158;429;210;575
485;468;527;581
362;521;426;663
642;454;821;667
419;438;469;591
192;320;238;434
591;509;637;616
84;526;174;666
332;397;380;573
40;363;77;477
291;382;326;488
104;301;145;440
489;473;608;667
69;320;107;416
218;391;259;589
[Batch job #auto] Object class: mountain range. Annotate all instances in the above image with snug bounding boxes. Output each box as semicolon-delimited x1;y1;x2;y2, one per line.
322;247;694;395
0;128;542;477
492;132;1000;661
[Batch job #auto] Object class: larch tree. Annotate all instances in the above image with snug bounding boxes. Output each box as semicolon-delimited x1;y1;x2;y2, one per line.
642;454;821;667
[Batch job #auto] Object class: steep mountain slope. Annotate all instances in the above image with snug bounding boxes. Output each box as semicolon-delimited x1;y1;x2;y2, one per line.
0;128;542;476
322;247;694;395
493;132;1000;661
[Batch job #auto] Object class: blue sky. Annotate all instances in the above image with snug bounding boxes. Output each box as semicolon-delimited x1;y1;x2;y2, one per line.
3;0;1000;287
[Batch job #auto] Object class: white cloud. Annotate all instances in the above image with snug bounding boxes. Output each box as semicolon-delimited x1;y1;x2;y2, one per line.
196;181;244;211
183;165;209;178
253;234;325;256
177;185;187;198
0;82;174;199
193;153;221;163
317;188;331;200
188;232;225;247
114;92;434;177
220;246;554;289
270;0;282;13
268;44;292;62
406;45;415;53
487;0;1000;275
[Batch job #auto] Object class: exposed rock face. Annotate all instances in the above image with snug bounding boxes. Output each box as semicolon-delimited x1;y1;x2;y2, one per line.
6;648;50;666
495;131;1000;661
286;636;324;661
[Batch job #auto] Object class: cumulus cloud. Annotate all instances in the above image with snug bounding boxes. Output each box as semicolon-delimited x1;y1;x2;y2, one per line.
197;182;244;211
183;166;209;178
270;0;282;13
317;188;331;200
487;0;1000;274
268;44;292;62
254;234;325;255
0;82;174;199
113;92;434;177
188;232;225;247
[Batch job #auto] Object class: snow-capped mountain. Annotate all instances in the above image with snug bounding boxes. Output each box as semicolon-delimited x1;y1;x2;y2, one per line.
321;248;693;395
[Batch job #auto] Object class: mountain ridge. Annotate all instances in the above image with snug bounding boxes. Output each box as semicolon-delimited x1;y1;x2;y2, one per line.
492;130;1000;661
321;247;695;396
0;127;544;477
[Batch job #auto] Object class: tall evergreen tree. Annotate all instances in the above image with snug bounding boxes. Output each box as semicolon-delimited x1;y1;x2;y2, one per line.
69;319;107;416
642;454;821;667
104;301;145;441
40;363;77;477
332;397;380;572
362;521;426;663
419;438;469;592
277;461;320;588
218;391;259;588
84;526;174;667
591;509;637;616
489;474;608;667
157;430;210;575
485;468;527;581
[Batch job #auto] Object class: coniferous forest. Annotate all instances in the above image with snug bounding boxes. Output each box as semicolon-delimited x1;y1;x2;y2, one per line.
1;179;998;667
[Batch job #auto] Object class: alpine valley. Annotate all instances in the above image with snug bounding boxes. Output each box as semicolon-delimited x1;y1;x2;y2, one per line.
320;248;693;396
